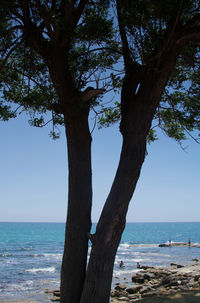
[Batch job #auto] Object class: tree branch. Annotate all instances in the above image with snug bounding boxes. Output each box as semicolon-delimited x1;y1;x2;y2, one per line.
176;26;200;46
73;0;88;26
0;34;22;53
81;87;105;102
116;0;133;70
79;47;123;57
0;40;23;71
33;0;54;38
20;0;51;58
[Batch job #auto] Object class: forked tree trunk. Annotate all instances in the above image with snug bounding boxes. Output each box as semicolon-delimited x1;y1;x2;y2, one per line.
80;60;177;303
60;109;92;303
80;101;150;303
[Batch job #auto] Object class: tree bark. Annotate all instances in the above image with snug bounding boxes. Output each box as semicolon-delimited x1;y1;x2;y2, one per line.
80;57;177;303
80;97;149;303
60;108;92;303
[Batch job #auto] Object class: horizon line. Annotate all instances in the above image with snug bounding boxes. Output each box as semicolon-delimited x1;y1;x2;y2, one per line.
0;220;200;224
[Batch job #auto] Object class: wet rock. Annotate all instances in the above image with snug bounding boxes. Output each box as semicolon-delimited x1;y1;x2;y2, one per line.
160;276;180;287
143;274;151;281
110;290;116;297
51;297;60;302
53;290;60;297
128;294;140;300
126;286;142;294
141;290;157;298
115;284;127;291
170;263;184;268
132;274;145;284
194;275;200;281
140;266;154;270
112;289;128;297
118;297;129;301
139;286;153;294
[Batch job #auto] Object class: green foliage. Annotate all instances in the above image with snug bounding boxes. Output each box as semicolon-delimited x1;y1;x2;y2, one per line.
158;43;200;143
147;129;158;143
98;101;121;128
0;0;199;145
0;0;120;138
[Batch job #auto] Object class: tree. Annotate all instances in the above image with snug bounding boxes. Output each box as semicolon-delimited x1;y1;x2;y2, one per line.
0;1;200;303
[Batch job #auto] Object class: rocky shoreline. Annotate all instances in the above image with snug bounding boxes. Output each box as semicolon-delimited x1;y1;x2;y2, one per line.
110;261;200;302
48;261;200;302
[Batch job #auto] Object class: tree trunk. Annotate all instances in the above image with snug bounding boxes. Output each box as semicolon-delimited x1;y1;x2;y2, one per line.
80;108;149;303
80;61;177;303
60;109;92;303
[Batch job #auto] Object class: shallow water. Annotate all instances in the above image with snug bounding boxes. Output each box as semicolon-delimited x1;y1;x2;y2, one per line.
0;222;200;302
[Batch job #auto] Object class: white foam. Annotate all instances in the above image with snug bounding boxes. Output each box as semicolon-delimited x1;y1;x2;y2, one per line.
114;269;139;277
0;253;10;257
26;266;55;273
6;280;34;291
118;243;130;250
144;252;171;257
43;253;62;259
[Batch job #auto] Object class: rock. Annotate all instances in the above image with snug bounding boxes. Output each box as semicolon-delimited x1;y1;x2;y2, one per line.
140;265;154;270
177;264;184;268
115;284;127;291
192;258;199;262
160;276;180;287
141;290;157;298
45;290;54;294
156;288;168;296
110;291;116;297
143;273;151;281
126;286;142;294
170;263;184;268
128;294;140;300
132;274;145;284
139;286;153;294
51;297;60;302
118;297;129;301
112;290;128;298
53;290;60;297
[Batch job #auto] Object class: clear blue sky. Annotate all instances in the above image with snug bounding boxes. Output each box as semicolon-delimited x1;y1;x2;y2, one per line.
0;111;199;223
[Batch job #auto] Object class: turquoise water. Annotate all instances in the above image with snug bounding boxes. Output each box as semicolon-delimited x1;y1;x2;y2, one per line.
0;222;200;302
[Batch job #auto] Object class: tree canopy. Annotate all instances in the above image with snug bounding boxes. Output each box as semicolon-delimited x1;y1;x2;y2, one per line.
0;1;200;303
0;0;200;145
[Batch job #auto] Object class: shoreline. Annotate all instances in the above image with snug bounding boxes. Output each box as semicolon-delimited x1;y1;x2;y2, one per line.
45;261;200;302
110;261;200;302
1;262;200;303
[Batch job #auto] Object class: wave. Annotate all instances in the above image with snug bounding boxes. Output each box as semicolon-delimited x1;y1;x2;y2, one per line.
4;280;34;292
19;247;33;251
29;253;62;259
114;269;139;277
0;253;11;257
119;243;159;249
26;266;55;273
43;253;62;259
143;252;171;257
119;243;131;249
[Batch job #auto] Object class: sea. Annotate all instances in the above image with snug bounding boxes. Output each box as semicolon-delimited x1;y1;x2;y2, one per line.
0;222;200;302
